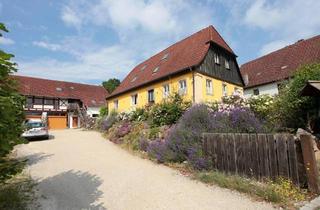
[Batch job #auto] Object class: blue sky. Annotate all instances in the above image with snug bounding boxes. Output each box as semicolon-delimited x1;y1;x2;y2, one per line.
1;0;320;85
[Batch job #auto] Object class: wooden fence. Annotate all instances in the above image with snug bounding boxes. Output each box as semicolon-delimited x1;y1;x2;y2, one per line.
203;133;319;192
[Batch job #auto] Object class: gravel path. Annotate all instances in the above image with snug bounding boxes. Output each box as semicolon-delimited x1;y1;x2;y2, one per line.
16;129;275;210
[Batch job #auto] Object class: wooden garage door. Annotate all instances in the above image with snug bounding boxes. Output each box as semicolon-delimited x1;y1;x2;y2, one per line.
48;116;67;130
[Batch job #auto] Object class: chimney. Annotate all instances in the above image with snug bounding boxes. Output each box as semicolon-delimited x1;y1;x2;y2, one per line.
243;74;249;86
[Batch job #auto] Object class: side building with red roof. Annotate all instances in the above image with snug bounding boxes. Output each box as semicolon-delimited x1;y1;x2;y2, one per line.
241;35;320;97
106;25;244;113
13;75;108;129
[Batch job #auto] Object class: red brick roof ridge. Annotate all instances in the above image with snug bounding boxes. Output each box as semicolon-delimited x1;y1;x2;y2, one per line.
240;34;320;88
12;75;108;107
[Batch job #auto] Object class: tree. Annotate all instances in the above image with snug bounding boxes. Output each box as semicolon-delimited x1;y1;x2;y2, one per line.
271;63;320;131
0;23;25;157
102;78;120;94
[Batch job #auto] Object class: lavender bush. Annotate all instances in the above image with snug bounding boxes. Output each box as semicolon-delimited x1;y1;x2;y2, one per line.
100;111;117;131
146;103;267;170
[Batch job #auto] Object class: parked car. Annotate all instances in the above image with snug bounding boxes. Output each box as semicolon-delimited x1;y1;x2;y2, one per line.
22;119;49;140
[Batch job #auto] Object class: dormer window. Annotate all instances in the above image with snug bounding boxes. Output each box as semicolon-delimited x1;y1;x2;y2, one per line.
141;65;147;71
161;53;169;60
225;58;230;69
214;53;220;64
153;66;160;74
131;76;137;82
56;87;62;91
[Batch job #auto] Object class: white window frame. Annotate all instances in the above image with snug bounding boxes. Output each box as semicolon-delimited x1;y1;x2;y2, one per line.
148;89;155;103
131;94;138;106
214;53;220;64
163;84;170;98
178;80;187;95
206;79;213;95
114;100;119;109
225;58;230;69
234;87;241;95
222;84;228;96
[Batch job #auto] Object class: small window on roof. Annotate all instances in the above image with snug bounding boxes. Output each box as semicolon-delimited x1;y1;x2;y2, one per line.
141;65;147;71
161;53;169;60
56;87;62;91
131;76;138;82
70;86;74;90
153;66;160;74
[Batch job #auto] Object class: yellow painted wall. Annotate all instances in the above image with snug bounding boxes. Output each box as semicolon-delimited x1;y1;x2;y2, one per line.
108;72;194;113
194;72;243;103
107;71;243;113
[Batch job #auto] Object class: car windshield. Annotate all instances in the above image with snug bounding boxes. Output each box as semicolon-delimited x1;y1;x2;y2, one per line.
27;122;45;128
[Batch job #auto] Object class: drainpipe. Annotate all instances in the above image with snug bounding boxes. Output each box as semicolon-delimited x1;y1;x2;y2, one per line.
191;67;195;103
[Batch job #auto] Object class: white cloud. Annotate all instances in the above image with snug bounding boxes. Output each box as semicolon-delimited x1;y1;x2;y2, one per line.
23;0;216;83
33;41;62;51
244;0;320;55
17;44;136;84
61;5;83;29
0;37;15;45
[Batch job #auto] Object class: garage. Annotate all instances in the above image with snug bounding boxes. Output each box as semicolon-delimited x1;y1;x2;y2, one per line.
48;116;67;130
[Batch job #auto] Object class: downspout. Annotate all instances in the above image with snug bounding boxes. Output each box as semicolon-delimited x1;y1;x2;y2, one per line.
191;67;195;103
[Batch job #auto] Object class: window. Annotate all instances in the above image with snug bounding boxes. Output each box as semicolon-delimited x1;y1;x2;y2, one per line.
153;66;160;73
34;98;43;105
225;58;230;69
163;84;170;98
114;100;119;109
26;97;33;108
214;53;220;64
131;76;137;83
178;80;187;95
206;79;213;95
148;89;155;103
131;94;138;105
161;53;169;60
222;84;228;96
234;87;241;95
253;88;260;95
44;99;54;105
141;65;147;71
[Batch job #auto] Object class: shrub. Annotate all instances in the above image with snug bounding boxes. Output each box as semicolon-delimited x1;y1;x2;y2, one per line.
149;93;191;127
138;137;149;152
99;106;108;118
147;139;173;163
247;94;274;122
154;103;266;169
115;121;132;138
0;24;25;157
130;107;149;122
271;63;320;130
100;111;117;131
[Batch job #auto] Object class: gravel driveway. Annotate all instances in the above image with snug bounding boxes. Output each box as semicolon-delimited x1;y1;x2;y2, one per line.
16;129;275;210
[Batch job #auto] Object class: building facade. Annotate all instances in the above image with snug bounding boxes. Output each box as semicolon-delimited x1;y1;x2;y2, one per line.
13;75;108;129
241;35;320;97
107;26;244;113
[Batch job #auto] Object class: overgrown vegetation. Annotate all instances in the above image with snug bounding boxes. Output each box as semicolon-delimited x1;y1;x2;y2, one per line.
195;171;307;206
0;158;36;209
271;63;320;131
0;23;25;157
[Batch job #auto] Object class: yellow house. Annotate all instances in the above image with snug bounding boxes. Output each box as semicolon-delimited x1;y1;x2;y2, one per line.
107;25;244;113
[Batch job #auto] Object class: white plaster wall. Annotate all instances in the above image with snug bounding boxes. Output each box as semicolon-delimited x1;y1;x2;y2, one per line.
87;107;100;117
244;82;279;98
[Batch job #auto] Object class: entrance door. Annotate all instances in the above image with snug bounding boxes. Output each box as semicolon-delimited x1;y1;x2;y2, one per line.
72;116;78;128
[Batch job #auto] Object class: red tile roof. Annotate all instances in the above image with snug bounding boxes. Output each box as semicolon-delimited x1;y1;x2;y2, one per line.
241;35;320;88
108;25;235;98
12;75;108;107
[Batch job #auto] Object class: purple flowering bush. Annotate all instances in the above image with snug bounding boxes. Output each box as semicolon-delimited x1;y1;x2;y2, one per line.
145;103;267;170
100;111;118;131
